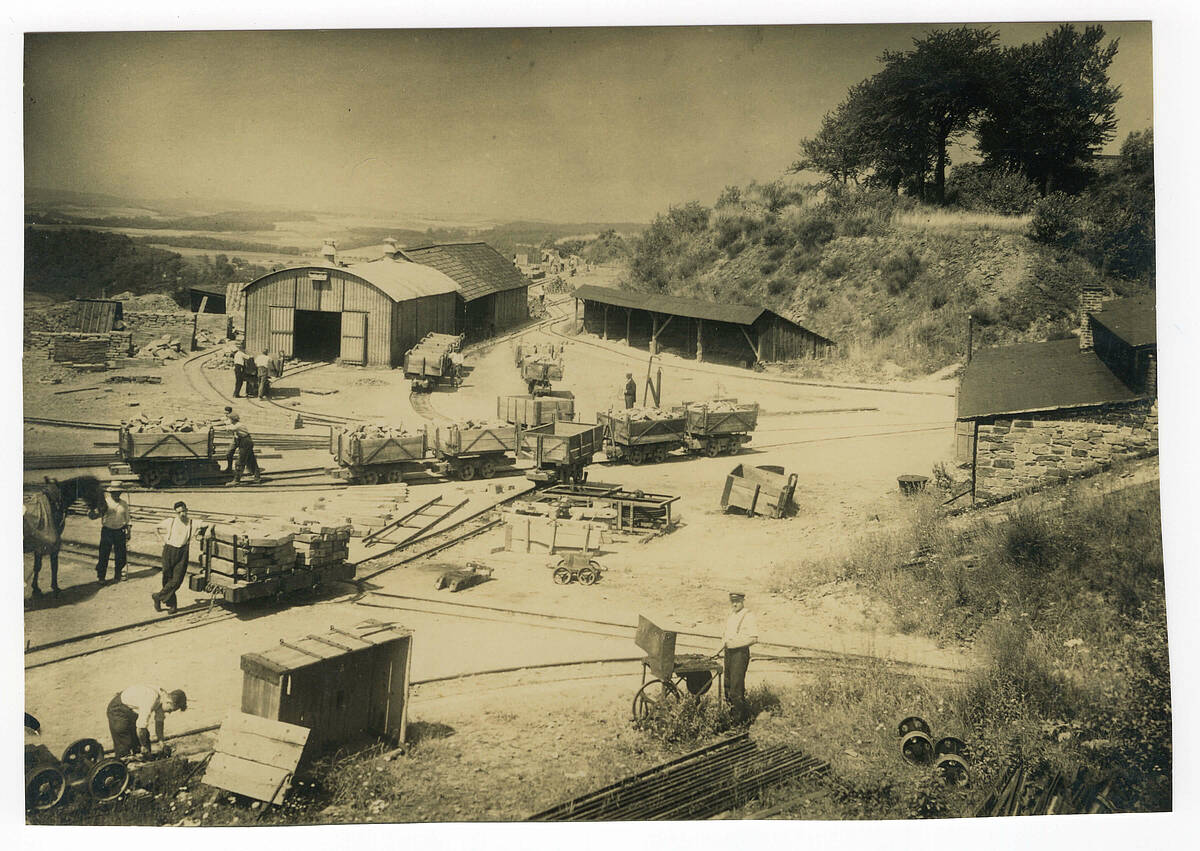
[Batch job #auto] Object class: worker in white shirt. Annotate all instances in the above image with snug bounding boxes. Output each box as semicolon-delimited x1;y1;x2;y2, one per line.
719;591;758;720
153;501;208;614
232;342;250;398
106;685;187;759
90;483;131;583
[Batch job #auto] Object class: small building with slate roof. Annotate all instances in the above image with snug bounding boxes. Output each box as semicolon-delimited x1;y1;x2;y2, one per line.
573;284;835;367
399;242;530;340
955;287;1158;502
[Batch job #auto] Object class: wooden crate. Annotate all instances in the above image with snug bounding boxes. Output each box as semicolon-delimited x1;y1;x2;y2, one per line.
498;393;575;426
202;712;309;802
240;623;412;756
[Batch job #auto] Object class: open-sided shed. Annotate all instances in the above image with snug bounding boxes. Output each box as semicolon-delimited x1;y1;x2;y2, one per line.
573;285;834;366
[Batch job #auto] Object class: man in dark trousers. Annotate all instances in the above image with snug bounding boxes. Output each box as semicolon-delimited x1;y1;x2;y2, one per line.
229;425;262;485
106;685;187;759
623;372;637;409
91;483;131;583
719;591;758;722
232;343;249;398
153;501;207;614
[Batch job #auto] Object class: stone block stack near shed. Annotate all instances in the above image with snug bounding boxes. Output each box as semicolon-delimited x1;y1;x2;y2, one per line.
957;289;1158;502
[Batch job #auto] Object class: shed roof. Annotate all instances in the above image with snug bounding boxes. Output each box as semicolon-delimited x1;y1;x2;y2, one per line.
1091;294;1156;348
574;284;766;326
343;257;461;300
400;242;529;301
957;338;1145;420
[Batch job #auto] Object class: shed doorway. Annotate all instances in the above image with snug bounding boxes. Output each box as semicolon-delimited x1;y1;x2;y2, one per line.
293;310;342;361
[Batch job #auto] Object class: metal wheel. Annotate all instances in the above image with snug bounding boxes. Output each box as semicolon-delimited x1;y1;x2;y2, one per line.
897;716;931;737
627;447;645;465
25;765;66;812
459;462;477;481
362;470;381;485
678;670;716;697
934;736;968;758
704;441;720;458
900;730;934;766
479;459;496;479
143;467;166;488
577;566;597;585
61;738;105;780
933;753;971;787
552;566;572;585
387;469;404;484
652;446;669;464
87;758;130;802
169;465;191;487
632;679;680;720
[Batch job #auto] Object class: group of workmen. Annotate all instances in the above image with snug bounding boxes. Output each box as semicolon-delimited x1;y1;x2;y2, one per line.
231;342;280;400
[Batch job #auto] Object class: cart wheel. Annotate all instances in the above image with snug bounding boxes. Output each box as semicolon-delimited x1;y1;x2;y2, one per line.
933;753;971;787
387;469;404;484
632;679;680;720
459;463;477;481
577;566;598;585
143;467;166;488
362;470;381;485
169;466;191;487
900;730;934;766
627;447;645;465
897;716;932;737
704;441;720;458
678;670;715;697
61;738;105;780
652;447;669;464
87;758;130;802
479;459;496;479
552;566;572;585
25;765;66;812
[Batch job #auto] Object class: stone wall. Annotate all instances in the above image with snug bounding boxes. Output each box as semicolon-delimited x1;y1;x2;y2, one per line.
123;311;230;349
32;331;135;363
973;400;1158;501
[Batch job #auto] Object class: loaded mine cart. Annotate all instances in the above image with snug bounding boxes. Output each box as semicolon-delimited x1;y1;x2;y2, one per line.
188;526;354;603
433;422;517;481
519;420;604;484
329;426;429;484
682;400;759;456
404;333;464;392
498;391;575;427
597;409;688;465
520;353;565;396
111;425;222;488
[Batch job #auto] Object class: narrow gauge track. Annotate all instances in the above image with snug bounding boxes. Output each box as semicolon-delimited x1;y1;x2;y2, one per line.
407;390;454;424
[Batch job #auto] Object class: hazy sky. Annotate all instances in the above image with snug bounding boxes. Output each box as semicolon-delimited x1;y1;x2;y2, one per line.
24;23;1152;222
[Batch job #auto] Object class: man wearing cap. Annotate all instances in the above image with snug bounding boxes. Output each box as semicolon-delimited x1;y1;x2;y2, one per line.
232;342;249;398
92;483;131;583
623;373;637;409
720;592;758;721
230;424;261;485
106;685;187;759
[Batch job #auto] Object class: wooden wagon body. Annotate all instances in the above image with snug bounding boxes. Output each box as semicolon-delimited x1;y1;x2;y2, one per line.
498;392;575;427
597;411;687;457
332;428;427;468
435;424;517;458
188;525;354;602
117;426;220;487
240;623;412;759
683;402;759;436
519;420;603;473
720;463;797;518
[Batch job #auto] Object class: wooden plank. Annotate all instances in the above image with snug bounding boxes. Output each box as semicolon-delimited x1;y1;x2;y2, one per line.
219;710;311;746
204;753;293;802
214;729;307;771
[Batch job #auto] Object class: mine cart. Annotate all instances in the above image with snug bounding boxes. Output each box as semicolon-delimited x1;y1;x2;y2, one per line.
330;426;429;484
632;615;723;719
188;526;355;603
433;423;517;481
116;426;221;488
720;464;797;519
519;420;604;484
404;344;462;392
25;737;130;812
498;392;576;427
420;332;463;352
551;552;603;585
597;410;688;464
240;622;413;758
682;401;759;456
520;355;565;396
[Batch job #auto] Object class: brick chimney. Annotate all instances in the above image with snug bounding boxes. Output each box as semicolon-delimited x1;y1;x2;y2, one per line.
382;237;398;258
1078;286;1106;351
321;239;337;265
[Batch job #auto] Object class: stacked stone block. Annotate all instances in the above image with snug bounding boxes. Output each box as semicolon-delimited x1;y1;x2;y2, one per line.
973;400;1158;501
40;331;134;365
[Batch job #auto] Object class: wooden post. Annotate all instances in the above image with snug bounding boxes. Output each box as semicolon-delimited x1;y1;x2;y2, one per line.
603;305;608;339
651;314;657;354
696;319;704;362
738;326;761;365
625;308;631;344
191;295;209;351
966;314;974;364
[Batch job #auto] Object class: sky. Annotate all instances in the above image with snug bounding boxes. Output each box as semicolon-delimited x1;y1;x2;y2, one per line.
23;21;1153;223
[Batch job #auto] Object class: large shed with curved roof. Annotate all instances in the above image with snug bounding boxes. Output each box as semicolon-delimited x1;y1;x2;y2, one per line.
241;255;459;367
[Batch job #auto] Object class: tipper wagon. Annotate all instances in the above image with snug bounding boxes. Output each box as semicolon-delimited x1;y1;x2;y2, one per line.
682;400;759;456
433;422;518;480
498;392;575;427
117;426;220;488
329;426;428;484
597;410;687;465
519;420;603;484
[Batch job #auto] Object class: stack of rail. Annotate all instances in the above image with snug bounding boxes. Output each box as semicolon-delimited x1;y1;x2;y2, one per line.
403;332;464;392
527;733;827;820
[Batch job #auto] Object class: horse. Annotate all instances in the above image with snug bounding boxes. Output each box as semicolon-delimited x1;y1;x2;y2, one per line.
23;475;105;596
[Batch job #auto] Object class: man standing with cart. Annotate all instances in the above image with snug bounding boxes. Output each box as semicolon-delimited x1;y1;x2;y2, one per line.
719;591;758;722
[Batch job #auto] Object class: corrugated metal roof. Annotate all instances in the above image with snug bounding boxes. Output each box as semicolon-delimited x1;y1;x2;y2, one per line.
343;258;461;300
574;285;766;326
957;338;1145;420
73;299;121;332
400;242;529;302
1091;294;1156;348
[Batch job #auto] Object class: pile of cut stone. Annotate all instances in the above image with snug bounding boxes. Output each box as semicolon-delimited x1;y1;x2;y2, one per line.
121;414;210;433
347;424;421;440
615;406;679;422
456;418;506;430
203;347;237;370
135;335;188;360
